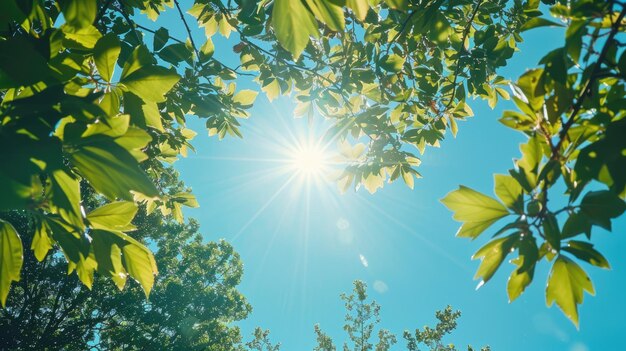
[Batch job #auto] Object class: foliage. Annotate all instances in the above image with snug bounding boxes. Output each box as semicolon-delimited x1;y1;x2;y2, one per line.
442;0;626;327
246;327;281;351
313;280;489;351
0;0;534;306
1;0;624;329
0;173;252;350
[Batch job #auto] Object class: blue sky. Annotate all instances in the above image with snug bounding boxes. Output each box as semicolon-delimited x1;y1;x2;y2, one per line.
151;7;626;350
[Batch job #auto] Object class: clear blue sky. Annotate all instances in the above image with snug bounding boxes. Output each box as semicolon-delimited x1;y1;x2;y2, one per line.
149;7;626;350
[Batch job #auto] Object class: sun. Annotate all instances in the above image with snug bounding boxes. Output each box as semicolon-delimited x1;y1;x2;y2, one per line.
289;143;329;177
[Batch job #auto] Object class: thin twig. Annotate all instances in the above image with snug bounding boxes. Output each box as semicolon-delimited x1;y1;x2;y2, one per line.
173;0;201;62
443;0;484;112
553;5;626;156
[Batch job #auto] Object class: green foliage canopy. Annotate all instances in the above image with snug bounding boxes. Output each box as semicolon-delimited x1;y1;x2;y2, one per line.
441;0;626;327
0;174;252;350
1;0;624;329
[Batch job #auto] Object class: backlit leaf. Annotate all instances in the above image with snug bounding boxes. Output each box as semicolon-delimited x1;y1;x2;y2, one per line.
0;220;22;307
546;256;594;328
94;33;121;82
271;0;319;59
87;201;138;231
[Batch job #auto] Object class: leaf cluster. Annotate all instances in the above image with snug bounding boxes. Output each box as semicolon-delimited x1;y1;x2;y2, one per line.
442;0;626;327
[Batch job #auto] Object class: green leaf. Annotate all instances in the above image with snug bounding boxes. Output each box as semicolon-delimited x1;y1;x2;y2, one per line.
121;65;180;103
518;135;542;173
546;256;594;328
121;45;154;80
363;172;384;194
261;79;281;101
562;241;610;269
172;192;199;208
124;92;164;132
68;138;159;200
32;219;53;262
520;17;564;32
233;89;258;106
384;0;409;11
346;0;369;21
456;221;499;239
158;43;193;66
561;212;592;239
0;219;23;307
401;168;414;190
380;54;405;73
199;38;215;61
575;119;626;195
91;229;157;295
441;186;510;239
60;0;96;29
93;33;121;82
304;0;345;31
49;169;84;231
87;201;138;231
579;190;626;231
271;0;319;59
472;234;518;287
507;237;538;302
62;24;102;49
494;174;524;213
153;27;169;51
0;36;51;89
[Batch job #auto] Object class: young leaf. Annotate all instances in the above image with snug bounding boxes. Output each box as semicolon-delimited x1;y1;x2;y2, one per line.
120;66;180;103
93;33;122;82
304;0;345;31
59;0;96;30
87;201;139;231
546;256;594;328
122;238;158;298
380;54;405;73
520;17;564;32
507;237;538;302
494;174;524;213
153;27;169;51
384;0;409;11
32;219;53;262
472;234;518;287
68;139;159;200
344;0;368;21
441;186;510;239
233;89;258;106
271;0;319;59
562;241;610;269
0;219;23;307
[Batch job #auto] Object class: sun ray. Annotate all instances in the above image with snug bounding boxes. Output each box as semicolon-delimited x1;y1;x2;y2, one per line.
231;173;298;242
355;194;472;273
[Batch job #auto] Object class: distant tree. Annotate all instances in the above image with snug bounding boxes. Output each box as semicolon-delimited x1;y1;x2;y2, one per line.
403;307;490;351
0;169;252;350
246;327;281;351
313;281;489;351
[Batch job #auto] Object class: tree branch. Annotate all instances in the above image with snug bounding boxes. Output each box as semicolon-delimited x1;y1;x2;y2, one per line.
553;5;626;156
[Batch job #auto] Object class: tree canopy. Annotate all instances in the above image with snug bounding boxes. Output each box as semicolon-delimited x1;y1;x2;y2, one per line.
0;0;624;328
0;171;251;350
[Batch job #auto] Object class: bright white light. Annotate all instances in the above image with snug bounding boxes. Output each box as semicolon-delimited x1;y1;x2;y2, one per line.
290;143;329;177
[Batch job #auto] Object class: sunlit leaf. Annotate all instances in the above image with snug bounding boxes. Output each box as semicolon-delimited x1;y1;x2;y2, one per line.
94;33;121;82
271;0;319;59
87;201;138;231
0;220;22;307
546;256;594;328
